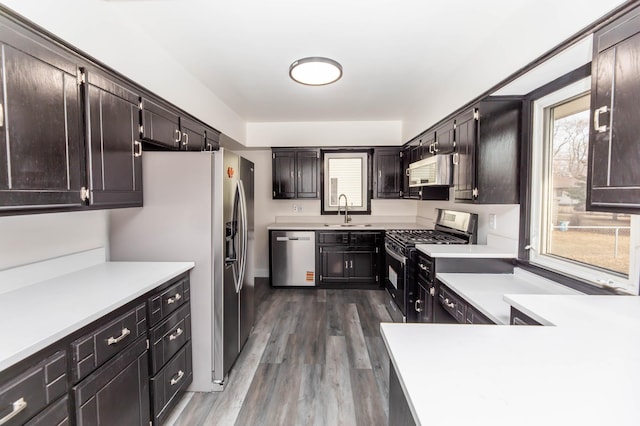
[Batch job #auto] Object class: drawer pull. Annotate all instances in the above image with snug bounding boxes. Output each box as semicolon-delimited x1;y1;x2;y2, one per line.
167;293;182;305
168;328;184;341
0;397;27;425
418;263;428;271
107;327;131;345
443;298;455;309
170;370;185;386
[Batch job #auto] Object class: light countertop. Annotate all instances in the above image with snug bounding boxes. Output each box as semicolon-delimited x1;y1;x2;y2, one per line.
0;261;194;372
381;322;640;426
505;294;640;327
416;244;515;258
437;270;580;324
267;222;426;230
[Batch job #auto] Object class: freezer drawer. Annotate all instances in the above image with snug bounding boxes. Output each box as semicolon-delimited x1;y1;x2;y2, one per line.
270;231;316;286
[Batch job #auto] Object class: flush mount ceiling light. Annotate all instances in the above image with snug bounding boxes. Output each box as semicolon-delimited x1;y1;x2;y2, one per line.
289;57;343;86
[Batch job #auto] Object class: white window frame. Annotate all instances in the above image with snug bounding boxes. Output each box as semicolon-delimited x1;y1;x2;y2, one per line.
322;152;369;214
530;76;640;294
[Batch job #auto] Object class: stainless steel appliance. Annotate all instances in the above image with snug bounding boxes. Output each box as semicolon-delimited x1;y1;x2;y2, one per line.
384;209;478;322
109;148;255;392
407;155;452;187
270;231;316;286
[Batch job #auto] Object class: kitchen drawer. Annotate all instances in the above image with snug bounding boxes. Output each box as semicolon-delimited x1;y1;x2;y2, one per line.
24;396;68;426
439;286;465;323
317;231;349;245
148;276;190;327
71;304;147;383
416;254;433;283
510;307;542;326
465;304;494;325
149;303;191;375
0;351;66;426
73;335;150;426
151;341;193;424
349;231;381;246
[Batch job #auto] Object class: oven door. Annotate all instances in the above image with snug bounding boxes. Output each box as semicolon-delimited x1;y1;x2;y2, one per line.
384;242;406;322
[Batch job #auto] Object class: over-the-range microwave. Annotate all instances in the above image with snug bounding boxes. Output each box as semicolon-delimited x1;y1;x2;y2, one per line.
407;155;452;187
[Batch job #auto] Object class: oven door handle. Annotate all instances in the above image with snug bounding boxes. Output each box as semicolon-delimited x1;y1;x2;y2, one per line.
385;243;407;265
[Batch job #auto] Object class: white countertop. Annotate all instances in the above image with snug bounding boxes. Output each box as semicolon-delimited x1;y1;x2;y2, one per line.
437;270;580;324
416;244;515;258
267;222;426;230
505;294;640;327
381;322;640;426
0;261;194;372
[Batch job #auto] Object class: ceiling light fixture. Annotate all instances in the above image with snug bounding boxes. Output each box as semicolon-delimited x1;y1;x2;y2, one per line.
289;57;343;86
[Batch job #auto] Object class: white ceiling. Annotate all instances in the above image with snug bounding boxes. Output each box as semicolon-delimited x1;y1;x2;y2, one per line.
3;0;630;128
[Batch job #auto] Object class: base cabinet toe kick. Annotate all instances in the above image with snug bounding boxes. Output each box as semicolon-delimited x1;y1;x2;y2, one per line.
0;271;192;426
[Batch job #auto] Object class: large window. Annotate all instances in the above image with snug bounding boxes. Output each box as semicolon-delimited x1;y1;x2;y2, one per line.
322;151;370;214
530;77;639;294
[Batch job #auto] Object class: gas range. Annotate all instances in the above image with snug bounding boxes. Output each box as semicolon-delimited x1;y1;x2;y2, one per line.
385;229;469;256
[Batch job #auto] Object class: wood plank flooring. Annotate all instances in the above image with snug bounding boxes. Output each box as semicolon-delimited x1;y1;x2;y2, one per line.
172;284;392;426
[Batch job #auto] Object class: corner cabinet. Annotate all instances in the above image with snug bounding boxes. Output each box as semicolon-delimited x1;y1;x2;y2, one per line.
373;147;403;198
0;16;86;213
587;5;640;213
84;68;143;208
453;98;522;204
272;148;319;199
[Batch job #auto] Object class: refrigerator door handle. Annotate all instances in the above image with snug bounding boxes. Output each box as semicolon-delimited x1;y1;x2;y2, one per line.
237;179;248;293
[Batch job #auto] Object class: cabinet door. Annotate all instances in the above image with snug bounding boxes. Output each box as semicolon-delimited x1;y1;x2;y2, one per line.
204;127;220;151
374;147;402;198
415;281;430;323
85;71;142;207
588;10;640;213
319;248;348;283
179;116;205;151
453;108;477;202
272;150;296;199
349;250;378;282
296;149;319;198
434;118;455;154
141;97;181;150
0;27;84;212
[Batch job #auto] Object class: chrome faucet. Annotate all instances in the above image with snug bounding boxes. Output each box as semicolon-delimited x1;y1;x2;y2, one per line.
338;193;351;223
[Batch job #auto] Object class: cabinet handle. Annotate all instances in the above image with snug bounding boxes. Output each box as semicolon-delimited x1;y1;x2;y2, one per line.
0;103;4;128
0;398;27;426
107;327;131;345
594;105;608;133
433;141;439;153
405;168;410;177
350;260;353;268
418;263;428;271
378;170;382;178
452;152;459;165
429;143;434;154
290;171;294;179
167;293;182;305
168;327;184;341
174;129;182;143
414;299;422;313
444;298;455;309
183;132;189;146
345;260;348;269
134;141;142;157
206;142;213;152
170;370;185;386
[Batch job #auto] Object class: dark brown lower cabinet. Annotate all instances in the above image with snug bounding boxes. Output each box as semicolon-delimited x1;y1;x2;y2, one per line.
151;341;193;424
389;361;416;426
72;336;150;426
316;231;382;288
24;396;69;426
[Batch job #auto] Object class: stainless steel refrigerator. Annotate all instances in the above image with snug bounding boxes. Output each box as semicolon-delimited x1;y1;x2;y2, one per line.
109;148;254;392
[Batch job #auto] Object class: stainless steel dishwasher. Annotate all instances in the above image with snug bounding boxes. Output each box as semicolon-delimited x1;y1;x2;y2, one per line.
270;231;316;286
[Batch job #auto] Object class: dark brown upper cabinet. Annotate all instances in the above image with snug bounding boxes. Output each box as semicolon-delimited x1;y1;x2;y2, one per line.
0;16;85;213
587;5;640;214
140;97;181;150
433;118;455;154
272;148;319;199
373;147;403;198
453;98;522;204
178;116;205;151
84;68;142;208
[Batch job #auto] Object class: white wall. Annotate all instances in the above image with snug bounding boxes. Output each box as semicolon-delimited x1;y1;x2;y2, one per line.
2;0;246;143
247;121;402;147
0;210;108;270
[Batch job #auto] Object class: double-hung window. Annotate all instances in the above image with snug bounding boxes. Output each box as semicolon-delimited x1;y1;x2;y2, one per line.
529;76;640;294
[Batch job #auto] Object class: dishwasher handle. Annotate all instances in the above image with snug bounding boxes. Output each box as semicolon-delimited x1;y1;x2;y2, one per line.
276;236;311;241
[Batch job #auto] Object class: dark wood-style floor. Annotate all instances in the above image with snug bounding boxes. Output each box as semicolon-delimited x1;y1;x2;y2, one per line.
172;282;392;425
